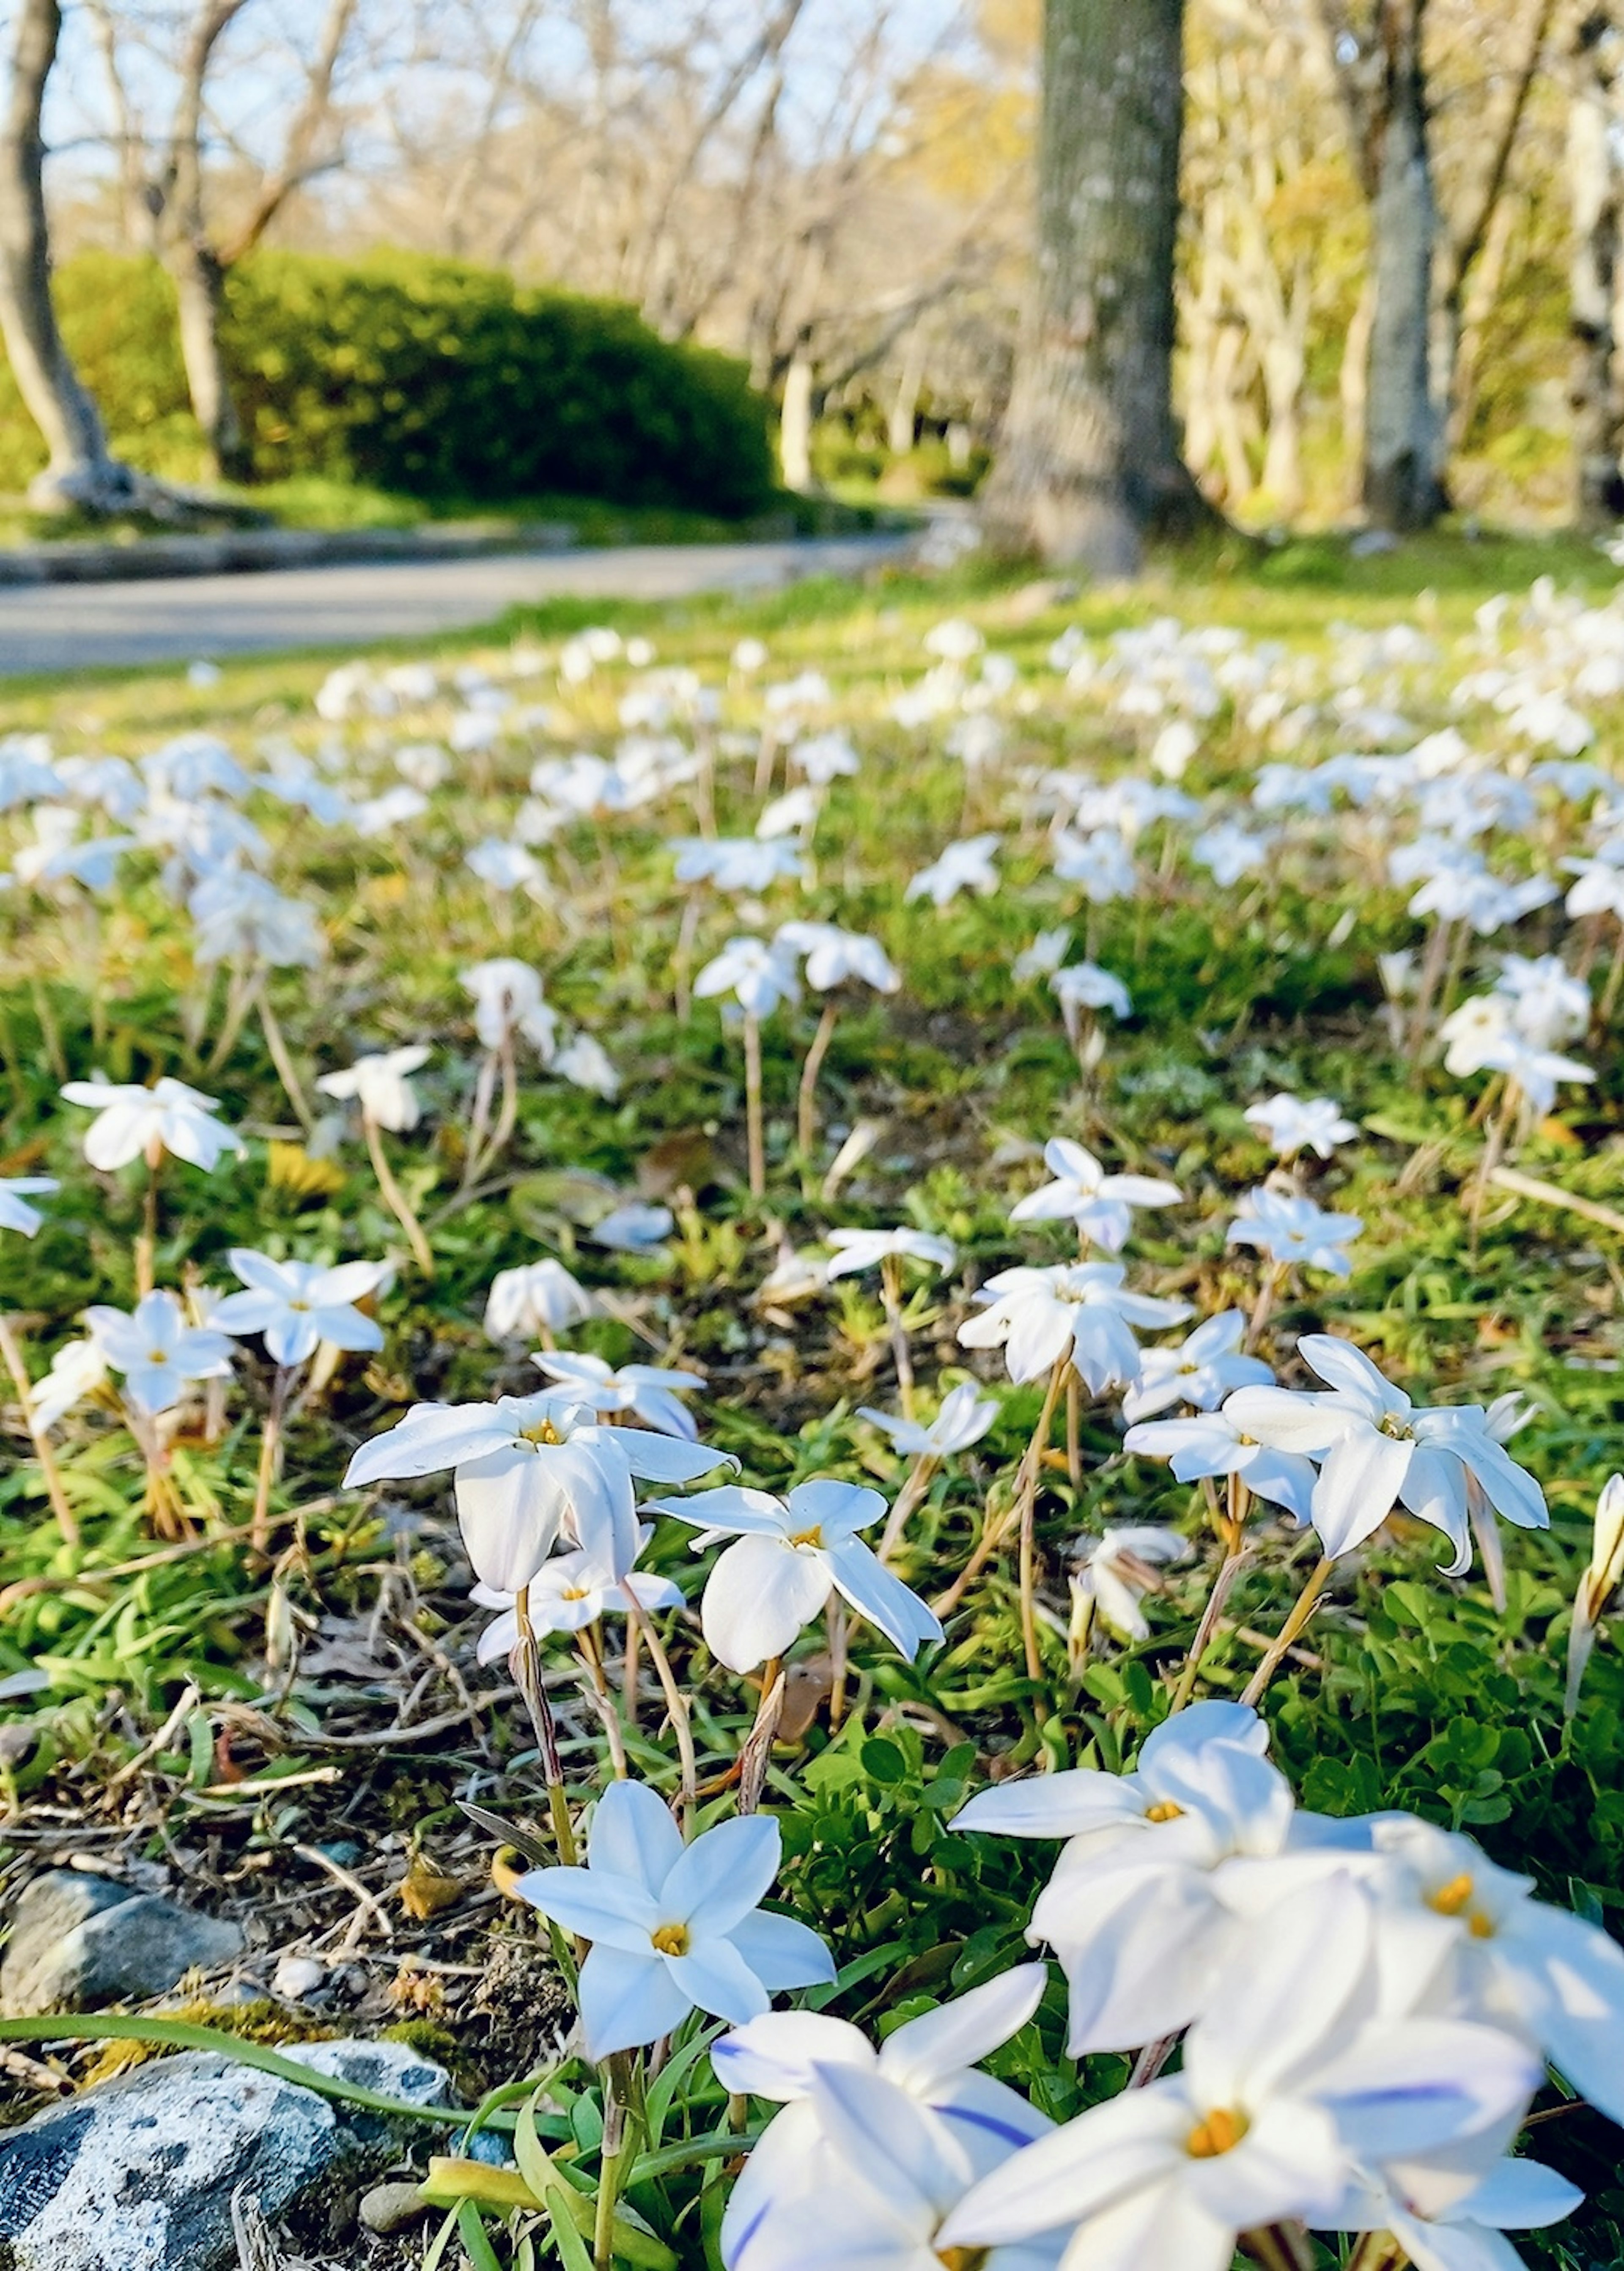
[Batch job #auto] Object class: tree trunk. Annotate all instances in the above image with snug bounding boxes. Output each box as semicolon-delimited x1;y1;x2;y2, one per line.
170;239;247;482
0;0;139;512
1569;9;1624;527
887;331;924;457
780;335;815;491
1362;0;1445;530
982;0;1214;571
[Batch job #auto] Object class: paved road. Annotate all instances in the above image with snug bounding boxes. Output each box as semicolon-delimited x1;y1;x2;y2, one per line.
0;535;911;676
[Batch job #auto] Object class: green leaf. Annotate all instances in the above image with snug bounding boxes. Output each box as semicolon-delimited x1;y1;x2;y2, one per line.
543;2183;597;2271
456;2200;507;2271
861;1736;907;1785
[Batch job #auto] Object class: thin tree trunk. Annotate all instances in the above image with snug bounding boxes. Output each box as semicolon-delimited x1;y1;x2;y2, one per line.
1340;274;1376;510
1363;0;1443;529
0;0;139;512
1569;8;1624;526
170;238;246;481
982;0;1215;571
888;329;925;456
780;333;815;490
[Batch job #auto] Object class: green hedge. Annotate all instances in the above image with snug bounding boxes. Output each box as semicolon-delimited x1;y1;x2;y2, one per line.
0;250;776;512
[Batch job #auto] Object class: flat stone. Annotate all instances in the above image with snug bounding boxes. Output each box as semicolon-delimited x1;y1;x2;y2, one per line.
0;2038;449;2270
359;2180;429;2235
0;1872;243;2016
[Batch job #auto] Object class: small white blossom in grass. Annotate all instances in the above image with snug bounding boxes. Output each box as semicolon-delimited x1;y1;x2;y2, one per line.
61;1076;243;1173
461;959;557;1057
1479;1031;1595;1118
715;1969;1056;2271
513;1779;834;2058
85;1291;234;1415
905;834;1001;907
1191;823;1272;887
1122;1409;1318;1524
1439;994;1511;1076
532;1350;705;1439
1496;953;1591;1047
484;1258;596;1340
211;1251;389;1368
470;1525;682;1660
315;1046;431;1133
823;1227;956;1280
1009;1138;1180;1253
857;1381;997;1458
1073;1524;1192;1641
1050;961;1132;1031
694;936;801;1019
28;1337;108;1429
0;1177;57;1237
959;1263;1192;1392
673;838;805;892
648;1479;943;1672
1243;1094;1359;1162
1567;1473;1624;1714
466;839;548;897
774;920;899;994
1227;1187;1363;1278
591;1202;674;1252
1224;1334;1548;1573
345;1389;731;1593
553;1032;620;1097
1014;927;1073;983
1121;1312;1273;1423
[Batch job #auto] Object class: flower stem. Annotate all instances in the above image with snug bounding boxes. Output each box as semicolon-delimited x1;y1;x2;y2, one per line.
878;1453;938;1563
593;2071;627;2271
623;1600;697;1835
743;1013;765;1198
879;1253;916;1419
363;1113;435;1277
576;1625;630;1780
0;1316;77;1546
797;999;839;1160
250;1365;291;1560
1244;1261;1286;1353
256;989;313;1133
513;1586;577;1867
137;1155;161;1298
1241;1554;1334;1708
738;1656;784;1815
1018;1359;1070;1682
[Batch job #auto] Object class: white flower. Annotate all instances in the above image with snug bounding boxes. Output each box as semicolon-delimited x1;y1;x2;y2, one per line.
1223;1335;1547;1573
673;838;805;892
716;1969;1056;2271
85;1290;234;1415
513;1779;833;2057
959;1263;1192;1391
1479;1031;1595;1116
694;937;801;1019
774;921;899;994
1122;1408;1318;1524
28;1337;108;1428
905;834;1001;907
344;1389;731;1593
461;960;557;1057
1495;953;1590;1047
1009;1138;1180;1253
1121;1312;1273;1423
648;1478;942;1672
1325;2156;1581;2271
211;1250;389;1368
553;1033;620;1097
466;839;548;897
1191;824;1272;887
470;1525;682;1660
60;1076;243;1174
316;1046;431;1132
1440;994;1512;1076
755;785;820;840
1052;827;1137;903
1074;1524;1192;1640
532;1350;704;1439
1243;1095;1359;1162
0;1176;57;1237
1227;1187;1362;1277
1568;1472;1624;1712
591;1202;674;1252
484;1258;595;1339
1050;961;1132;1029
857;1381;998;1459
1014;928;1072;983
940;1876;1541;2271
823;1227;956;1280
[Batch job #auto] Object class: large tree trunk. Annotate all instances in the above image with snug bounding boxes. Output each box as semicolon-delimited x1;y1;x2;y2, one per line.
170;239;247;482
982;0;1213;572
1362;0;1444;530
1569;9;1624;527
779;334;815;491
0;0;140;512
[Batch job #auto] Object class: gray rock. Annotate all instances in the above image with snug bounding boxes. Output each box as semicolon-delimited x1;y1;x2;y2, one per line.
359;2180;428;2236
0;2038;450;2271
1;1872;243;2017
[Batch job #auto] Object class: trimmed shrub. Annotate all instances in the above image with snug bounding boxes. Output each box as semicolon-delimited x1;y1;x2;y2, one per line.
0;249;776;512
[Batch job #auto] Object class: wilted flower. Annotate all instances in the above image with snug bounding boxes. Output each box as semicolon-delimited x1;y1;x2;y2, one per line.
484;1258;595;1339
1072;1523;1191;1640
1567;1473;1624;1715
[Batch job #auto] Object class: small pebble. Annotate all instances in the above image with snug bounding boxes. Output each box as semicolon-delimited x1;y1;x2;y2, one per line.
360;2180;429;2235
272;1952;326;2001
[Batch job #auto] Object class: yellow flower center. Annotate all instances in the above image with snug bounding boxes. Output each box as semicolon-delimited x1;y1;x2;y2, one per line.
651;1922;689;1957
1186;2107;1249;2158
936;2252;987;2271
562;1587;590;1602
521;1419;564;1446
288;1298;310;1312
1144;1801;1185;1824
788;1526;824;1549
1428;1872;1495;1937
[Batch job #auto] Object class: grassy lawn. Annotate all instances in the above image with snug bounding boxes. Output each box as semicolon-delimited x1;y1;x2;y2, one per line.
2;530;1623;2265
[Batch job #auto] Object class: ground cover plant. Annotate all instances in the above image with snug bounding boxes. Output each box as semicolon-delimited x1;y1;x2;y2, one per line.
5;536;1624;2267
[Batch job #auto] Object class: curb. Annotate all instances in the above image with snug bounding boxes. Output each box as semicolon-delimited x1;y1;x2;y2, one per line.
0;521;586;588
